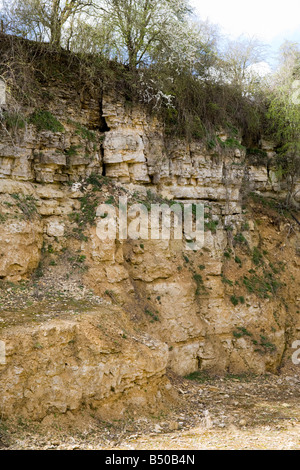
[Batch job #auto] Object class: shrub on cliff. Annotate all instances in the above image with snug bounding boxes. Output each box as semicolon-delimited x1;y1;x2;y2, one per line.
266;41;300;205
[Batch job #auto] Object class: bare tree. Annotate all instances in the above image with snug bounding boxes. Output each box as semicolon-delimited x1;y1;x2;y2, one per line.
222;36;268;91
1;0;98;47
95;0;192;71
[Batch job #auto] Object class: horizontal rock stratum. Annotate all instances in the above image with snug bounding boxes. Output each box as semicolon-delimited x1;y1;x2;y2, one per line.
0;43;299;420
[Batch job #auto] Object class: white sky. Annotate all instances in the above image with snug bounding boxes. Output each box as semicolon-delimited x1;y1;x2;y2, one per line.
191;0;300;54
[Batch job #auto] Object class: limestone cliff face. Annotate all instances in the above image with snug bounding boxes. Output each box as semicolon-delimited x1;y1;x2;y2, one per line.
101;92;300;206
0;80;299;419
0;307;169;420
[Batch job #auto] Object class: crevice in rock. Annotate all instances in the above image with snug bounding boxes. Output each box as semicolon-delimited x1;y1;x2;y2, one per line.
102;160;106;177
98;92;110;132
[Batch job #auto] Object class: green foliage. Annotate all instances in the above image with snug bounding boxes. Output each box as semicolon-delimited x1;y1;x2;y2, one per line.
86;173;109;189
241;222;250;231
259;335;277;352
235;256;242;265
266;46;300;203
249;193;292;219
160;70;264;144
184;371;212;383
234;233;248;245
230;295;245;306
0;213;6;223
74;122;96;142
68;192;99;231
233;327;252;338
79;195;99;225
252;247;264;266
221;274;233;286
219;137;245;151
11;193;37;220
29;110;64;133
34;261;44;279
246;148;268;166
65;145;80;156
193;273;206;296
204;220;219;234
243;270;282;298
68;253;88;271
1;111;26;131
145;309;159;322
230;295;239;306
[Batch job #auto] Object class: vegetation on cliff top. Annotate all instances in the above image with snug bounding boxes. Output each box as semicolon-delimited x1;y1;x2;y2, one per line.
0;1;299;197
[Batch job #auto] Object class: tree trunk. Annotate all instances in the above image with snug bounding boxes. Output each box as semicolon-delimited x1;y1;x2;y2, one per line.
50;19;62;48
126;35;138;72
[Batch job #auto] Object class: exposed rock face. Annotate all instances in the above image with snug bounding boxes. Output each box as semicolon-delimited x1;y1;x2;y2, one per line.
101;93;300;206
0;217;43;282
82;228;290;377
0;80;299;419
0;307;169;419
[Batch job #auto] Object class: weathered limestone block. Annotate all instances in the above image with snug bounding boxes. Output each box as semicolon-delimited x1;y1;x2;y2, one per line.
150;161;170;183
168;342;202;376
0;157;14;176
190;156;223;180
128;163;150;183
36;199;59;216
105;264;129;283
170;160;192;178
0;218;43;281
105;162;130;179
86;228;117;263
34;168;57;184
0;179;35;196
104;130;146;164
147;280;205;339
35;185;65;200
67;155;90;166
0;309;169;419
168;184;228;201
125;241;173;282
248;166;271;193
11;155;34;180
45;218;65;237
38;152;67;166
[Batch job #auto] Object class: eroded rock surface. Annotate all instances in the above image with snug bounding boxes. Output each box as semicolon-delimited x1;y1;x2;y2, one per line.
0;77;299;419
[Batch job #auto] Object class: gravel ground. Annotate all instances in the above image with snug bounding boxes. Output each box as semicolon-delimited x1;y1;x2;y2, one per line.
2;369;300;451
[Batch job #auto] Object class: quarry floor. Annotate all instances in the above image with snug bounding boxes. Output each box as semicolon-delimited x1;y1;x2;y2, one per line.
1;367;300;451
